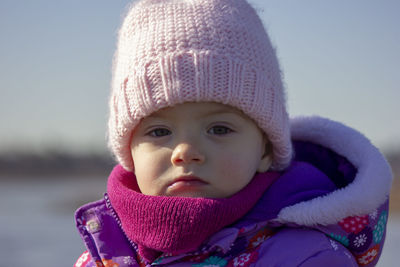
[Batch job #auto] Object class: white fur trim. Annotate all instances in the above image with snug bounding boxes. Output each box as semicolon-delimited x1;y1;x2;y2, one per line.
276;116;392;226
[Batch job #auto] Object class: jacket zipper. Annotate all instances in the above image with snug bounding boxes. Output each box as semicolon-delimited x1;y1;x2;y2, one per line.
104;193;152;267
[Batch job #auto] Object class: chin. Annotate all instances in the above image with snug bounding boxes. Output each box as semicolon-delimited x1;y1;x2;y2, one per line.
167;190;222;198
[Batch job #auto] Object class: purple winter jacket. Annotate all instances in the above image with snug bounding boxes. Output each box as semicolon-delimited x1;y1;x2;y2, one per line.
74;116;392;267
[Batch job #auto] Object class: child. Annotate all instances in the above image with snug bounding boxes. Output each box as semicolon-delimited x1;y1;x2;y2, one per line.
74;0;392;266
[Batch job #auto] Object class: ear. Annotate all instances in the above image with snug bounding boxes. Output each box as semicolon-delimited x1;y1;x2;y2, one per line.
129;132;136;173
257;138;272;173
257;153;272;172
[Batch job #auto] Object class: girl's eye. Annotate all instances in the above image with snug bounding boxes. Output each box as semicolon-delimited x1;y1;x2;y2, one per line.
208;125;233;135
148;128;171;137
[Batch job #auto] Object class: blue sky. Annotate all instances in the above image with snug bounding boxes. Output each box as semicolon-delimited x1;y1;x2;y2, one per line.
1;0;399;155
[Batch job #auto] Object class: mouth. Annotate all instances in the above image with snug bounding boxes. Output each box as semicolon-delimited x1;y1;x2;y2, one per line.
167;175;208;193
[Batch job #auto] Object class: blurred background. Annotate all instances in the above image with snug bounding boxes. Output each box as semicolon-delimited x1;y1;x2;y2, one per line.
0;0;399;266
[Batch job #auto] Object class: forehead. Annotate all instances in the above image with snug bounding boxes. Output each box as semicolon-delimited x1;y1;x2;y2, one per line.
147;102;247;119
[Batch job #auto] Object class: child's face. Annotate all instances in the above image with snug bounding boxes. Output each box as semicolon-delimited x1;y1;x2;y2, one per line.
130;102;272;198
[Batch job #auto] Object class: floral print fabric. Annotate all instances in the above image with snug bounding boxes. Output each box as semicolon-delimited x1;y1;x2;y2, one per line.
133;225;275;266
323;207;389;266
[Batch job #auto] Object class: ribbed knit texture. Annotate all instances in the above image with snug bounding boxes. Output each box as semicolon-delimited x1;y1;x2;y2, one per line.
107;165;280;262
108;0;292;171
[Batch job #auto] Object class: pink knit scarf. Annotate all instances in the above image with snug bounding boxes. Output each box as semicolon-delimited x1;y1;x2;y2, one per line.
107;165;279;263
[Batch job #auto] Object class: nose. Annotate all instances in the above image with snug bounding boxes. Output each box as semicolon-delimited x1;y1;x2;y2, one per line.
171;143;205;165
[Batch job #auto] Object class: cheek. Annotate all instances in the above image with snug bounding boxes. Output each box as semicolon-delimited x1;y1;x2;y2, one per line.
217;137;264;179
132;153;168;196
217;153;257;182
132;148;171;182
134;155;156;177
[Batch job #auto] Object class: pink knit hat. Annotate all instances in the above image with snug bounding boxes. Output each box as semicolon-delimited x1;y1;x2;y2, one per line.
108;0;292;171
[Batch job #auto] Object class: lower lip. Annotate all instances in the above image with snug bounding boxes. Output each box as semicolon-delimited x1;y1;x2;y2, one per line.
167;180;207;193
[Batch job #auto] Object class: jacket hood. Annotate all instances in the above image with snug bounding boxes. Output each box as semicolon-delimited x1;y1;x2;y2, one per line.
234;116;393;266
276;116;392;226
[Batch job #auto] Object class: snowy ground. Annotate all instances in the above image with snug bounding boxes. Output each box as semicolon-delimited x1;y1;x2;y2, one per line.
0;177;398;267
